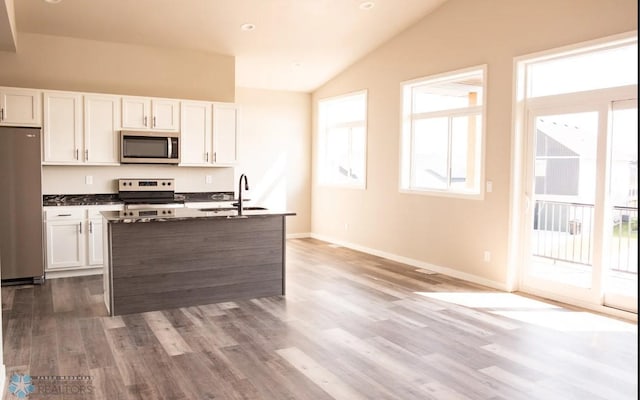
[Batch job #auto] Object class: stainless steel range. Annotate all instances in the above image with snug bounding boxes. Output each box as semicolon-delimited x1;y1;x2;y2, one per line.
118;178;184;210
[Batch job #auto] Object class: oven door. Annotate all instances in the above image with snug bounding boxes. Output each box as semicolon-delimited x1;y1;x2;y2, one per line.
120;132;180;164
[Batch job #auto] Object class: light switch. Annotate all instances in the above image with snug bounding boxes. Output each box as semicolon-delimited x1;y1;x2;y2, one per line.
486;181;493;193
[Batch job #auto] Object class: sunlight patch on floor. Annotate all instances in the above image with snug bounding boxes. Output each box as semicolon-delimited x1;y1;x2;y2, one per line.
414;291;637;332
492;310;637;332
415;291;560;309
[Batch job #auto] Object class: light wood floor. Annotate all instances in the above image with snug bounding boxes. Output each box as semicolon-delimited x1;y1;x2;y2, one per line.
2;238;638;400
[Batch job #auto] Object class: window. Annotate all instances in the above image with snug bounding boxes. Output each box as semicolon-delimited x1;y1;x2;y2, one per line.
527;42;637;97
318;90;367;188
400;66;486;197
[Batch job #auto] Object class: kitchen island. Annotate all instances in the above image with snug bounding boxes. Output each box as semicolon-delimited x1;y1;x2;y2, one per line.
101;207;295;316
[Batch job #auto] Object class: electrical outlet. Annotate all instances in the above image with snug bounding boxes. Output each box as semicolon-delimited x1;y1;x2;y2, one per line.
483;251;491;262
486;181;493;193
344;223;349;231
205;175;213;184
85;175;93;185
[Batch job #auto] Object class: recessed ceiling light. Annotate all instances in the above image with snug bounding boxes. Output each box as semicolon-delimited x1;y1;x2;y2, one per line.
240;23;256;31
359;1;375;10
43;0;62;3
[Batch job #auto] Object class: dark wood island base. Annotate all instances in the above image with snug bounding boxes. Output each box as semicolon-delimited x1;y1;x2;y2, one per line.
102;209;293;316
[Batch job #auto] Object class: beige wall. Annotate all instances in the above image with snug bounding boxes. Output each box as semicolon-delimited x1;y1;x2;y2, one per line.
311;0;638;286
235;87;312;235
0;33;235;101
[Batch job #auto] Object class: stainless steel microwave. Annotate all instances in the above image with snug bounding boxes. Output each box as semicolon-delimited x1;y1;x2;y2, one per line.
120;131;180;164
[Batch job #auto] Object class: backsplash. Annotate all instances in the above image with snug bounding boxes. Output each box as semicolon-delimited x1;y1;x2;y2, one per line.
42;165;235;194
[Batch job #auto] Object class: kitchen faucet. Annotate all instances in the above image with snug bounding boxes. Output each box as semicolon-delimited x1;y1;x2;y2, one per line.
237;174;249;215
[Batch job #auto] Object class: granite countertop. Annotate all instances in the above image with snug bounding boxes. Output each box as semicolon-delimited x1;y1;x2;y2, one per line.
43;192;236;206
43;194;121;206
101;207;295;224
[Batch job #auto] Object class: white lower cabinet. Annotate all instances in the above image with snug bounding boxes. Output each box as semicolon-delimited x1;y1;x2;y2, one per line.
45;208;85;269
88;210;106;266
44;205;122;277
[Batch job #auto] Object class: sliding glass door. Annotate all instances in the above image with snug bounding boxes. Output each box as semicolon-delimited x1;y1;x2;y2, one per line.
604;99;637;312
521;98;637;313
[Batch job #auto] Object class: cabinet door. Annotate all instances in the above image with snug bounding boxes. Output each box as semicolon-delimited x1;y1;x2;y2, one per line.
84;95;120;164
46;219;85;269
180;101;212;165
0;88;42;126
87;218;104;266
212;103;238;164
152;99;180;131
42;91;83;163
122;97;151;129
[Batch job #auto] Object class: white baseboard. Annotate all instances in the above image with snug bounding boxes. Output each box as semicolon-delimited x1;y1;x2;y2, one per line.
45;267;103;279
309;233;509;291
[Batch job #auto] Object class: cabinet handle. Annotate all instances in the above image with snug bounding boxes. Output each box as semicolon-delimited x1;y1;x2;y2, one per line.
205;152;209;162
85;149;89;161
89;221;93;233
144;116;148;127
75;149;79;160
153;116;156;127
214;152;217;163
79;222;83;234
57;214;72;217
0;108;4;121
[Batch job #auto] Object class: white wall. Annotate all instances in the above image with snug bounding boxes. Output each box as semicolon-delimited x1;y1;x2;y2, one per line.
42;165;234;194
235;87;312;235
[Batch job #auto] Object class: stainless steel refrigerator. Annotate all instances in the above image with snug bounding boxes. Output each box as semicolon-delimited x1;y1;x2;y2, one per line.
0;126;44;284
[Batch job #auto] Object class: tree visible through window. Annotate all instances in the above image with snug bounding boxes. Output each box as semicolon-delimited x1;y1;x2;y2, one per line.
318;91;367;188
400;66;485;196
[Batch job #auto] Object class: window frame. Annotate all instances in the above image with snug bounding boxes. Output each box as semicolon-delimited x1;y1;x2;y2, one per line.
399;65;487;199
317;89;368;189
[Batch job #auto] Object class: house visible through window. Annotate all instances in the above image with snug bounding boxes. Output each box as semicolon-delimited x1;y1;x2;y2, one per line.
400;66;486;197
318;90;367;188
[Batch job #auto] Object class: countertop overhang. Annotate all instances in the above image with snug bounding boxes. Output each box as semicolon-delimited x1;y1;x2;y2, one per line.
101;207;296;223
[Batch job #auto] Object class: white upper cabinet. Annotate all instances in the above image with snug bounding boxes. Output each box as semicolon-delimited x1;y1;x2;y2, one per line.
180;100;212;166
122;97;179;131
179;101;238;167
121;97;149;129
43;91;83;164
212;102;239;165
0;87;42;127
43;91;121;165
84;95;120;164
152;99;180;131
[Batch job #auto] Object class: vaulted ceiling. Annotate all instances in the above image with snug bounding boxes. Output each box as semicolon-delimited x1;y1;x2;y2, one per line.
1;0;448;92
